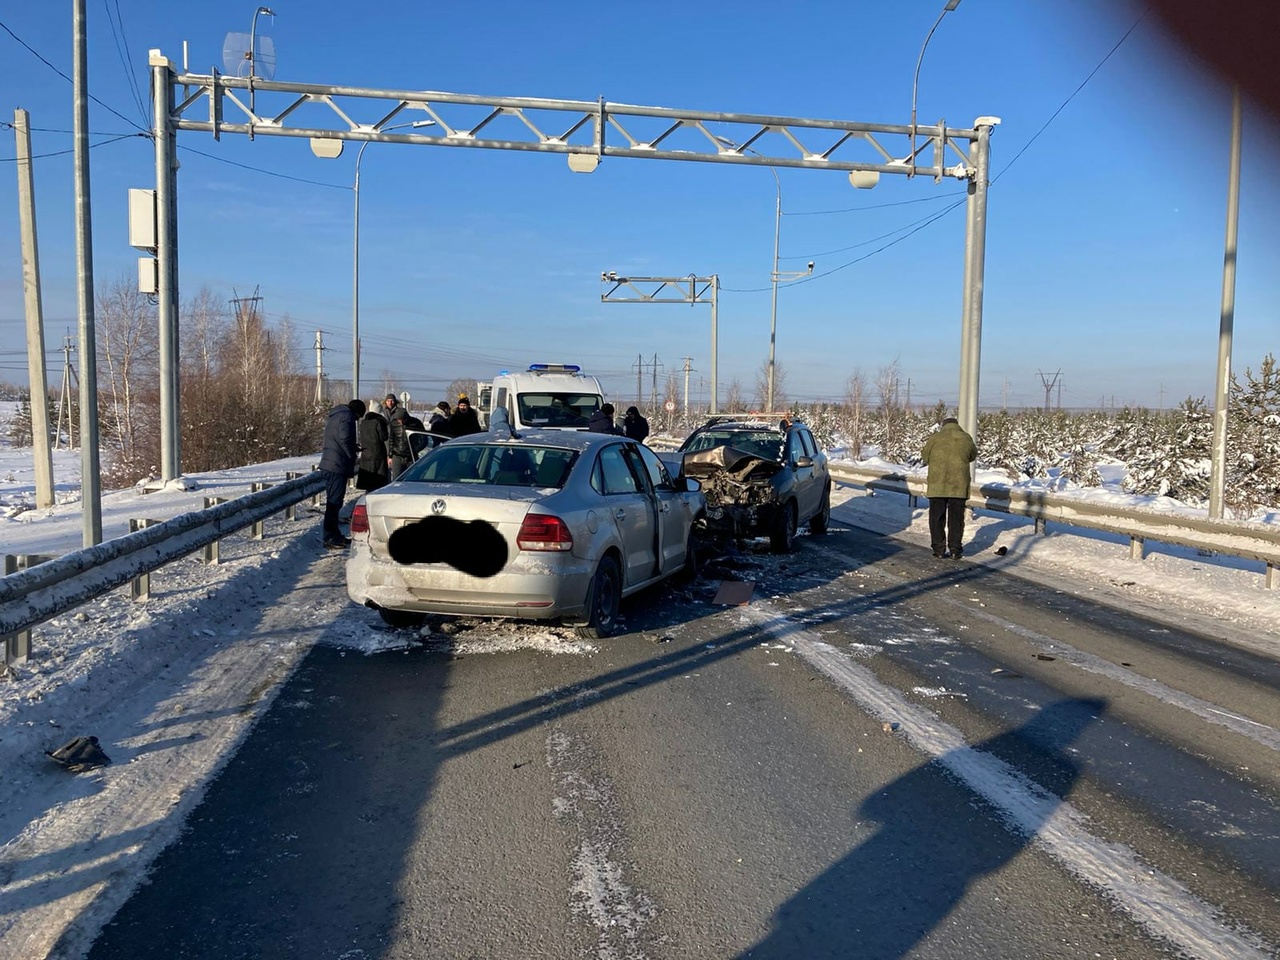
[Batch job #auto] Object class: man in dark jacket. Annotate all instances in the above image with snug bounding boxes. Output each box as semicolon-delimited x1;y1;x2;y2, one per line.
383;393;413;478
319;399;364;549
428;401;451;434
920;416;978;559
622;405;649;442
356;406;389;492
447;395;483;437
587;402;620;435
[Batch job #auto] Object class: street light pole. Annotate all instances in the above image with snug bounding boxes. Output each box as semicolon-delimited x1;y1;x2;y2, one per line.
910;0;961;178
351;119;434;401
247;6;274;114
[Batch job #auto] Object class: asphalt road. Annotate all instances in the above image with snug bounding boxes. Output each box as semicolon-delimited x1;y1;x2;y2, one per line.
85;519;1280;959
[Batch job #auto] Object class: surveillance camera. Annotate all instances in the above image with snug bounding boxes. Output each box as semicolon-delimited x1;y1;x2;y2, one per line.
807;261;815;272
601;271;608;282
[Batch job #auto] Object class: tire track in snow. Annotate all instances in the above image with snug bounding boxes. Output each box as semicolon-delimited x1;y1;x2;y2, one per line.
546;730;655;960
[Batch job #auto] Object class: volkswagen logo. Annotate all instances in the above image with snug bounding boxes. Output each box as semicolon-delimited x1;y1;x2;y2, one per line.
430;498;447;515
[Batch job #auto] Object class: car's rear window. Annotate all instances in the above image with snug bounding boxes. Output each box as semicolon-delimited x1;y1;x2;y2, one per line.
401;444;577;488
683;431;783;461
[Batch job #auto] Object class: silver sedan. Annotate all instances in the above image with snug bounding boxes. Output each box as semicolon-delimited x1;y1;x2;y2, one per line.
346;431;704;637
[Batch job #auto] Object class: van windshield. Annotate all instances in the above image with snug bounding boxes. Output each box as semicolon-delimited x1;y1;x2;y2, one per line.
517;392;601;428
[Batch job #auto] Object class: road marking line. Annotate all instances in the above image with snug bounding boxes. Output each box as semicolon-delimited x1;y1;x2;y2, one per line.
741;602;1274;960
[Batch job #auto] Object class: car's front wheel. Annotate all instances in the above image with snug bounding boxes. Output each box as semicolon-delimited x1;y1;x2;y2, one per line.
576;554;622;639
378;607;426;630
770;501;798;553
809;484;831;535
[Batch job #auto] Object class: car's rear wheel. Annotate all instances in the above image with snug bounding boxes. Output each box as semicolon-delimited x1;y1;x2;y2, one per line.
378;607;427;630
809;485;831;535
675;528;700;585
576;555;622;639
770;501;798;553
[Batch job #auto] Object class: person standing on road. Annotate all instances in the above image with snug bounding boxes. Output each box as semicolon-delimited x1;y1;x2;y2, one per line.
588;402;621;435
383;393;412;478
447;395;483;437
356;405;390;492
921;416;978;559
622;405;649;443
319;399;364;549
429;401;452;434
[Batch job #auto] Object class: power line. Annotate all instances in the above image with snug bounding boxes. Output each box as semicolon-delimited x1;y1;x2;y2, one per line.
0;16;149;133
102;0;147;125
788;191;967;217
0;131;146;162
177;145;349;190
993;8;1149;183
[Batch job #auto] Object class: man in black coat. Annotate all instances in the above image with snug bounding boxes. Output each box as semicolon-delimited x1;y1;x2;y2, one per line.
622;406;649;442
319;399;364;548
356;407;390;492
428;401;452;434
447;395;483;437
587;402;621;435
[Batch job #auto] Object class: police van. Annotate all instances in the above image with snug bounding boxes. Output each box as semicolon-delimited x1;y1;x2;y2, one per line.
476;363;606;432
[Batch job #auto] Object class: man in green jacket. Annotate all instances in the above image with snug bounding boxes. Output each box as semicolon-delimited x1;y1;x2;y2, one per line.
921;416;978;559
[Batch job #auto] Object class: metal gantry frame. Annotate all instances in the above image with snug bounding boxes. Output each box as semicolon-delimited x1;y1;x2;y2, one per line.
600;274;719;413
147;49;996;480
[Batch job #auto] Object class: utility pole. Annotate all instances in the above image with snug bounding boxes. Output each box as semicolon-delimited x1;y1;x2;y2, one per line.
314;330;325;405
74;0;102;544
1001;377;1008;412
650;353;663;411
56;336;78;450
1057;378;1062;411
1209;87;1242;520
1037;369;1061;413
633;353;644;407
13;108;54;509
682;357;693;414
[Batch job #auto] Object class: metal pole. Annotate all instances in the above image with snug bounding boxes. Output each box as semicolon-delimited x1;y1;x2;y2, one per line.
910;1;960;178
767;171;780;412
14;109;54;509
958;119;994;439
153;51;180;483
74;0;102;545
353;142;366;400
1209;85;1242;520
710;275;719;415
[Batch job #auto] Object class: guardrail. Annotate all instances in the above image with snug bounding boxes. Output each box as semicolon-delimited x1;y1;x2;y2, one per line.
650;437;1279;588
0;471;326;651
830;462;1280;588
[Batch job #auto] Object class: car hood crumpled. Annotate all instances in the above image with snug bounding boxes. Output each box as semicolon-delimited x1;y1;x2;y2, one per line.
681;445;784;482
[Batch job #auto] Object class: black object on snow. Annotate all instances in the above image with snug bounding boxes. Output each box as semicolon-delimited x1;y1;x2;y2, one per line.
47;735;111;772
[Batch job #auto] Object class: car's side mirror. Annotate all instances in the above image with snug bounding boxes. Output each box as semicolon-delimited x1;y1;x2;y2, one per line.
794;455;814;468
676;475;701;493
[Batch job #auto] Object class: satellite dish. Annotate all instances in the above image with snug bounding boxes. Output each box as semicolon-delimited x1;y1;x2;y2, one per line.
222;31;276;80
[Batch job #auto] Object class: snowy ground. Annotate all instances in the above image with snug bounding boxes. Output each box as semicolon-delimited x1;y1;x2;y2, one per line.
1;430;1278;957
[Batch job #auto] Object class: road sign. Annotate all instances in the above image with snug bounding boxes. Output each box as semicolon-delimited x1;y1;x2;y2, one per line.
400;391;411;406
665;400;676;412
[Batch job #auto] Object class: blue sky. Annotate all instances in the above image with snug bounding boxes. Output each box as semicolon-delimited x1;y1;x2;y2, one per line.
1;0;1276;412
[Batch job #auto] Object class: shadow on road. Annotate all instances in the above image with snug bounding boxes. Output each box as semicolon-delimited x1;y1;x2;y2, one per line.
740;697;1107;959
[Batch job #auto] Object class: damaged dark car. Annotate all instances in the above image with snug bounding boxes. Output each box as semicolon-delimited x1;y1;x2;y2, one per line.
674;418;832;552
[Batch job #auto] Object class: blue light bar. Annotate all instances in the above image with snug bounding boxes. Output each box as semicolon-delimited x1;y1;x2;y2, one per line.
528;363;581;373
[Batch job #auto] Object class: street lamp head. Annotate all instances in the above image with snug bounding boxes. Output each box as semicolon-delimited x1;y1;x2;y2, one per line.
943;0;961;10
807;261;814;273
256;6;275;15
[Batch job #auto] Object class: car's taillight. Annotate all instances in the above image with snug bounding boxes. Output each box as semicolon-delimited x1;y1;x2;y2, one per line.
350;503;369;534
517;514;573;552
